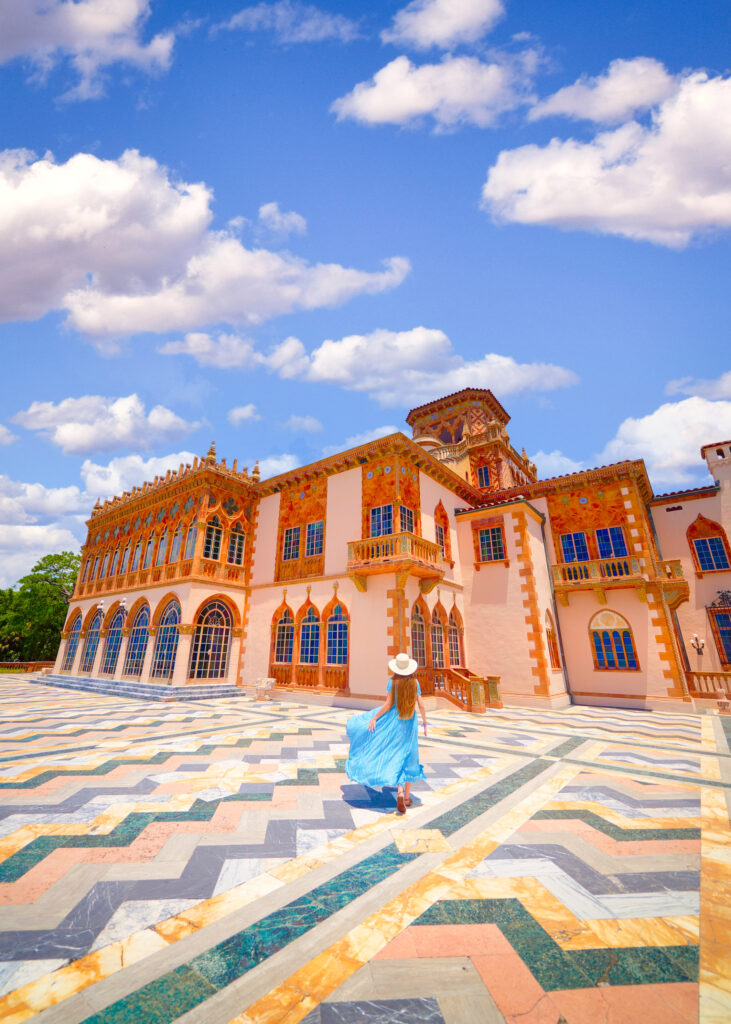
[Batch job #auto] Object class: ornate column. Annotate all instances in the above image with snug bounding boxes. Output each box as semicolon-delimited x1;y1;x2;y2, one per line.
115;628;131;680
171;625;194;687
90;629;106;678
140;626;156;684
54;634;68;673
71;631;86;674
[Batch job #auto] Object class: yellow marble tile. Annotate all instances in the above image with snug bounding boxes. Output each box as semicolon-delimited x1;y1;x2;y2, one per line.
392;828;451;854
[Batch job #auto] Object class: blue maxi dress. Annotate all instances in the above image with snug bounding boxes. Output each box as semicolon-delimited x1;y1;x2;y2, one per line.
345;678;426;787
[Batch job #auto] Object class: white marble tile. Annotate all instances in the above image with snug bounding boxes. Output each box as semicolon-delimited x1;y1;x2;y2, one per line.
213;857;285;896
0;957;67;997
89;899;199;953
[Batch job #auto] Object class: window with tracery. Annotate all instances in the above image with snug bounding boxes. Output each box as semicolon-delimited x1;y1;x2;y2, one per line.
169;525;183;563
123;606;150;677
274;610;294;663
228;523;245;565
62;614;82;671
305;521;323;557
131;541;142;571
142;533;155;569
90;555;101;580
189;600;232;679
299;607;320;664
155;530;168;567
120;544;131;574
589;610;638;671
101;609;125;675
184;519;197;560
688;516;731;573
431;611;445;668
100;551;110;579
448;611;463;666
326;605;348;665
110;547;120;577
80;610;103;673
203;517;222;560
411;605;427;667
151;600;181;679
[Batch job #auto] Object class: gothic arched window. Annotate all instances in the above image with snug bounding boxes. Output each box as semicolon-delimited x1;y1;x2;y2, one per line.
101;609;125;675
123;605;150;677
189;600;232;678
151;600;181;679
62;613;82;671
326;604;348;665
80;610;103;673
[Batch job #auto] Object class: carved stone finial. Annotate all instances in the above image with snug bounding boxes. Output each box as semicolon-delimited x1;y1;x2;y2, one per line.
251;460;260;482
205;441;217;464
282;588;287;601
333;581;339;594
306;584;311;596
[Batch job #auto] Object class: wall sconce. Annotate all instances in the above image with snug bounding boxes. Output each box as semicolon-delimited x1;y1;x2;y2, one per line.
97;600;104;613
691;634;705;654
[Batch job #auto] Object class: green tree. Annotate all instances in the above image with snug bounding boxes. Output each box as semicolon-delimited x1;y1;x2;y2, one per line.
6;552;82;661
0;589;23;661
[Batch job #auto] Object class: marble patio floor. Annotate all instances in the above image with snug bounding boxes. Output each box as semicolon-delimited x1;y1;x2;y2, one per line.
0;675;729;1024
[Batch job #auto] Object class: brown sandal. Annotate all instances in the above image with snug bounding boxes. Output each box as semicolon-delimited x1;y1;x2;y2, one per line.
404;797;412;807
397;793;406;814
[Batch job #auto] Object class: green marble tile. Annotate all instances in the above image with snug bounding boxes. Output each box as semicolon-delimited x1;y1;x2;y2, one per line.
549;736;586;758
428;759;550;837
83;965;217;1024
532;808;700;841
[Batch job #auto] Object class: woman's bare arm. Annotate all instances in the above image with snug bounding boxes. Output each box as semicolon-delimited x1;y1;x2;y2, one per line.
416;694;427;735
368;688;394;731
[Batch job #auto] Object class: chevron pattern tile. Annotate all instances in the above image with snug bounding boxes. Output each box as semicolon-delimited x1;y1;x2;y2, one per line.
0;675;729;1024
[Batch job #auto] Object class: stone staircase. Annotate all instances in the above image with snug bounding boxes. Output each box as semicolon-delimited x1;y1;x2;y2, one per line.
30;674;244;702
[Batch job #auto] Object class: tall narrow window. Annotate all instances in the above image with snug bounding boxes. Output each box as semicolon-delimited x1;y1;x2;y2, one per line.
110;547;120;577
282;526;300;561
62;614;82;671
101;609;125;675
400;506;415;534
81;559;91;583
189;600;232;679
709;608;731;666
155;530;168;567
90;555;101;580
274;611;294;663
596;527;628;558
370;504;393;537
448;612;463;666
589;611;638;671
184;519;197;560
123;605;150;677
100;551;110;579
151;600;181;679
203;517;222;560
477;465;490;488
479;526;505;562
411;605;426;667
299;607;320;664
435;523;446;558
431;611;445;669
80;610;103;673
169;525;183;563
694;538;730;572
131;541;142;571
227;523;245;565
326;605;348;665
305;521;323;557
142;533;155;569
120;544;131;575
561;532;590;562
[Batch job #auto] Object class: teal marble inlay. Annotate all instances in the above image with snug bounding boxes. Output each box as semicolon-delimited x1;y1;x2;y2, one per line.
428;758;550;837
81;843;418;1024
414;899;698;990
532;808;701;841
549;736;585;758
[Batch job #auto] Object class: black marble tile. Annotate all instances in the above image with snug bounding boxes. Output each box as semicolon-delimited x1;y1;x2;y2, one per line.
320;998;445;1023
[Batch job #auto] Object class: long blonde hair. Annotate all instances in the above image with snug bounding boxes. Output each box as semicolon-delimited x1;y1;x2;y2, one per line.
395;674;417;719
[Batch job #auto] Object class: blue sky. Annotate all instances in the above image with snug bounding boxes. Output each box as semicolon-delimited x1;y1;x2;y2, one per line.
1;0;730;585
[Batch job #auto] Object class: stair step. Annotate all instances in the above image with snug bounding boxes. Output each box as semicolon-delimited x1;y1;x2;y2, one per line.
32;675;244;702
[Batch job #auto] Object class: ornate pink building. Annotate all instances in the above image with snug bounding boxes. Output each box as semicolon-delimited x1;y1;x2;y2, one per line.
53;389;731;711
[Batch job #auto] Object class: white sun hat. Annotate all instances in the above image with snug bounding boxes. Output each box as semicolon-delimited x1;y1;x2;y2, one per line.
388;652;418;676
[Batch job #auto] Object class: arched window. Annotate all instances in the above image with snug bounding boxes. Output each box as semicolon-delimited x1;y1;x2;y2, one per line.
142;533;155;570
120;544;131;575
80;610;103;673
688;516;731;573
183;519;197;560
131;541;142;572
62;614;82;671
299;607;320;665
708;594;731;668
274;610;294;663
228;522;245;565
90;555;101;581
546;610;560;670
448;611;464;666
101;609;125;675
411;605;427;667
431;610;445;669
110;547;120;577
123;605;150;677
169;525;183;564
189;600;232;679
151;600;181;679
100;551;110;579
589;610;638;671
81;559;91;583
203;516;222;560
155;530;168;567
434;501;451;563
326;604;348;665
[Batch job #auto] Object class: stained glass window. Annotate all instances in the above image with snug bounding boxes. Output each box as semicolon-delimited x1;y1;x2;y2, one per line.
274;611;294;663
80;610;103;673
479;526;505;562
596;527;628;558
592;628;638;670
123;605;150;678
101;609;125;675
477;465;490;488
370;505;393;537
151;600;181;679
710;610;731;665
400;506;415;534
326;605;348;665
561;532;590;562
411;606;426;667
62;614;82;671
203;517;222;560
694;537;730;571
189;600;232;679
283;526;300;561
305;521;323;557
228;523;245;565
299;608;320;664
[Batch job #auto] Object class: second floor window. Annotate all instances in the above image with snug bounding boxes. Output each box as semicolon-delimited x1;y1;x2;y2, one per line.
283;525;300;561
370;504;393;537
142;533;155;569
305;520;324;557
477;465;490;488
596;527;628;558
203;517;222;560
155;531;168;566
228;524;245;565
479;526;505;562
561;532;589;562
436;522;446;558
400;506;415;534
169;526;182;563
120;544;130;574
694;537;730;572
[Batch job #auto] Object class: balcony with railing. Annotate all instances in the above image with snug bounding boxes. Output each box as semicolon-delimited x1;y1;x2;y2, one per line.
552;555;689;607
346;531;445;591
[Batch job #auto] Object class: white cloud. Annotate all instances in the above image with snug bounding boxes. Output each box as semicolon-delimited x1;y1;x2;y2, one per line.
529;57;677;124
529;449;584;479
322;424;398;456
268;326;577;406
80;450;197;497
227;404;261;425
258;453;300;478
158;332;259;368
0;424;18;446
382;0;504;50
483;72;731;248
332;53;535;129
216;2;359;43
258;201;307;235
596;397;731;485
285;414;322;432
0;474;85;526
666;371;731;401
0;0;175;101
13;394;199;456
0;148;410;340
0;526;82;587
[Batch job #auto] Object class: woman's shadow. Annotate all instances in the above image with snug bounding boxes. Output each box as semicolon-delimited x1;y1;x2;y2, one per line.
340;783;424;813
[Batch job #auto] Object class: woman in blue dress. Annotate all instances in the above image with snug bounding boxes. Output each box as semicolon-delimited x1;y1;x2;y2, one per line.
345;652;427;814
